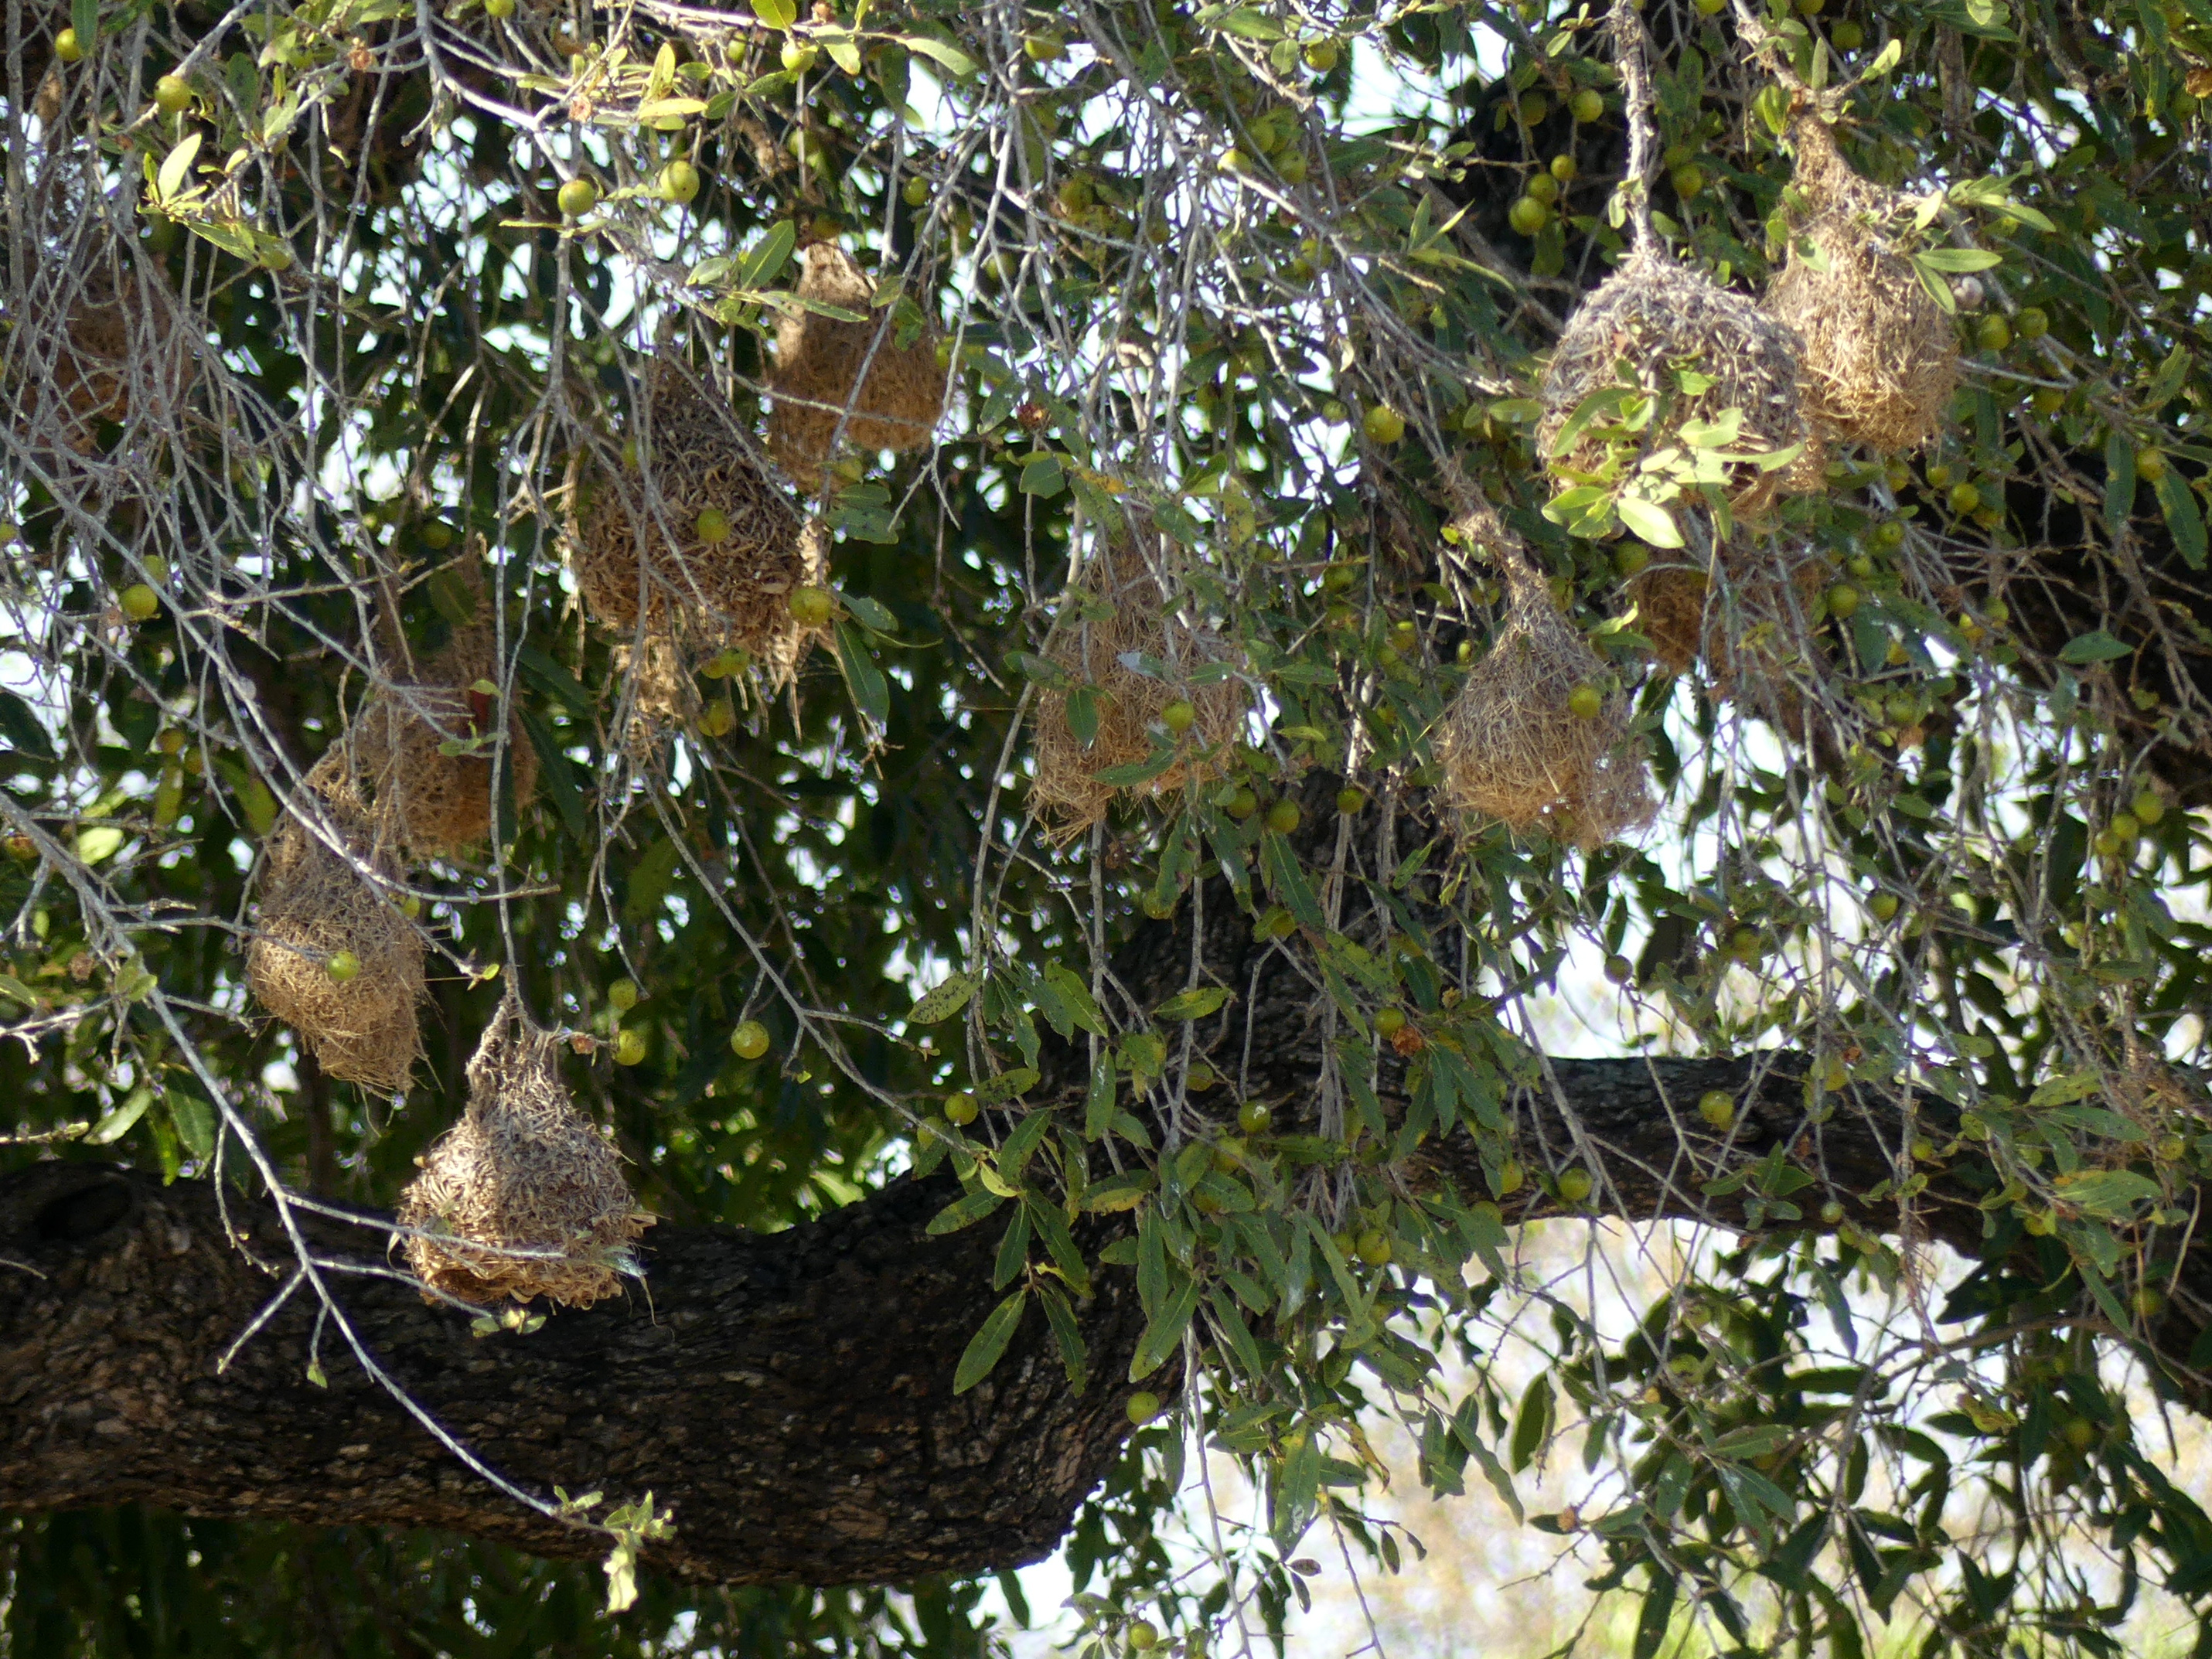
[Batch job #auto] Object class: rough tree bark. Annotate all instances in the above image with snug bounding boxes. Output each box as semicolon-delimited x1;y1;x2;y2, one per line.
7;778;2206;1582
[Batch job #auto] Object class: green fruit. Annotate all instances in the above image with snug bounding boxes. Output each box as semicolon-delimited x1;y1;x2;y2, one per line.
1373;1007;1406;1037
1517;92;1549;125
1948;482;1981;515
704;647;749;680
1825;582;1861;618
1566;683;1604;720
731;1020;771;1060
1218;148;1253;175
2031;387;2065;415
1870;892;1900;921
1729;925;1763;961
698;700;735;738
557;178;598;216
1831;19;1863;48
1161;698;1197;734
1873;519;1906;549
1362;404;1406;445
1508;196;1549;236
1698;1090;1735;1129
661;159;701;203
2157;1133;2188;1162
902;175;929;206
1225;786;1258;819
782;40;819;73
120;584;161;622
789;586;835;628
1356;1228;1392;1266
1303;37;1341;72
484;0;514;15
1335;786;1367;815
1820;1197;1846;1224
1126;1391;1161;1425
1022;32;1065;60
1795;0;1824;13
1184;1062;1218;1092
2016;305;2050;339
694;506;732;544
1976;315;2012;352
2109;809;2140;845
54;26;83;61
1604;954;1633;984
608;978;640;1012
1884;691;1919;726
326;949;361;983
1846;553;1875;580
1551;154;1580;186
1237;1101;1272;1134
1126;1620;1160;1652
1613;543;1649;577
1670;163;1706;199
615;1028;648;1066
1556;1167;1593;1204
1525;172;1559;206
1495;1158;1524;1196
2133;788;2166;825
1265;799;1301;834
1570;88;1604;123
2136;448;2169;483
945;1091;978;1126
154;74;192;114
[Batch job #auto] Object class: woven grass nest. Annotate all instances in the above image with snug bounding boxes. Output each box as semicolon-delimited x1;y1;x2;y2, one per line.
569;353;816;672
1032;543;1248;836
25;261;199;455
244;761;424;1091
1438;560;1655;850
765;243;944;481
397;996;651;1309
345;597;541;860
1763;117;1958;454
1539;246;1822;511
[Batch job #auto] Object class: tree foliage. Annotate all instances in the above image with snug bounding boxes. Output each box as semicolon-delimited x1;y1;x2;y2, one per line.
3;0;2212;1649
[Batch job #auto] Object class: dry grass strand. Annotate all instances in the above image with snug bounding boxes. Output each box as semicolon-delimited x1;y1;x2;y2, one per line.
766;243;945;482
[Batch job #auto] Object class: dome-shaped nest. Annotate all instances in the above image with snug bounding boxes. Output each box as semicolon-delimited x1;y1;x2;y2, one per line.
1438;560;1655;850
17;257;199;455
345;588;541;859
1763;117;1958;454
1032;542;1248;837
568;353;816;673
244;761;424;1091
765;244;944;481
397;996;652;1309
1540;247;1822;511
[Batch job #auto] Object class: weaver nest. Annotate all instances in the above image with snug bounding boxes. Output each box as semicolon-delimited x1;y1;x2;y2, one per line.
765;243;944;483
397;994;651;1308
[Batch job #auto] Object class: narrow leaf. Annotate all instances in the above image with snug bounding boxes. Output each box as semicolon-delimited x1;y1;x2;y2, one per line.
953;1289;1028;1393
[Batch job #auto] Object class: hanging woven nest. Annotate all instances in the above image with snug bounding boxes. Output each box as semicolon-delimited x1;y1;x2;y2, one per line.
18;256;199;455
1763;116;1958;454
567;352;815;672
397;995;652;1309
1438;560;1655;850
1539;246;1822;511
244;761;424;1090
765;243;944;481
345;578;540;859
1625;542;1827;737
1031;541;1249;836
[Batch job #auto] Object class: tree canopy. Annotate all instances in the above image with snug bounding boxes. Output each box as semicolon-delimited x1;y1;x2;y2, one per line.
4;0;2212;1650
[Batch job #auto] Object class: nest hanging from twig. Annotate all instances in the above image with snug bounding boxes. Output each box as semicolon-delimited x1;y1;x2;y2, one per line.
1438;559;1655;849
244;761;424;1090
344;574;540;859
9;250;199;457
568;352;817;676
397;994;652;1308
1031;541;1248;836
1763;116;1958;454
765;243;944;482
1540;246;1822;511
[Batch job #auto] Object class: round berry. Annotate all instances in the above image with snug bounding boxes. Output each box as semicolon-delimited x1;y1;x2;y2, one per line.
557;178;598;216
730;1020;771;1060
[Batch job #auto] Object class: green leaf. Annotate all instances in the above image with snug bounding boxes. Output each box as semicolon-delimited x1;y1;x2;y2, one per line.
158;131;202;203
1084;1057;1117;1139
1038;1282;1088;1391
1131;1276;1201;1380
927;1188;1006;1234
1155;986;1229;1020
843;593;898;633
168;1093;216;1160
1510;1372;1554;1472
835;623;890;727
1025;1196;1092;1296
1041;963;1106;1037
748;0;797;26
738;220;798;291
2056;1169;2162;1221
1018;454;1066;498
897;32;978;77
87;1086;154;1146
953;1288;1028;1393
2058;630;2132;666
1259;831;1326;930
2028;1068;2105;1107
1913;246;2003;273
2105;431;2137;526
517;707;587;844
910;970;979;1024
1616;495;1685;548
2156;468;2207;569
76;826;125;864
